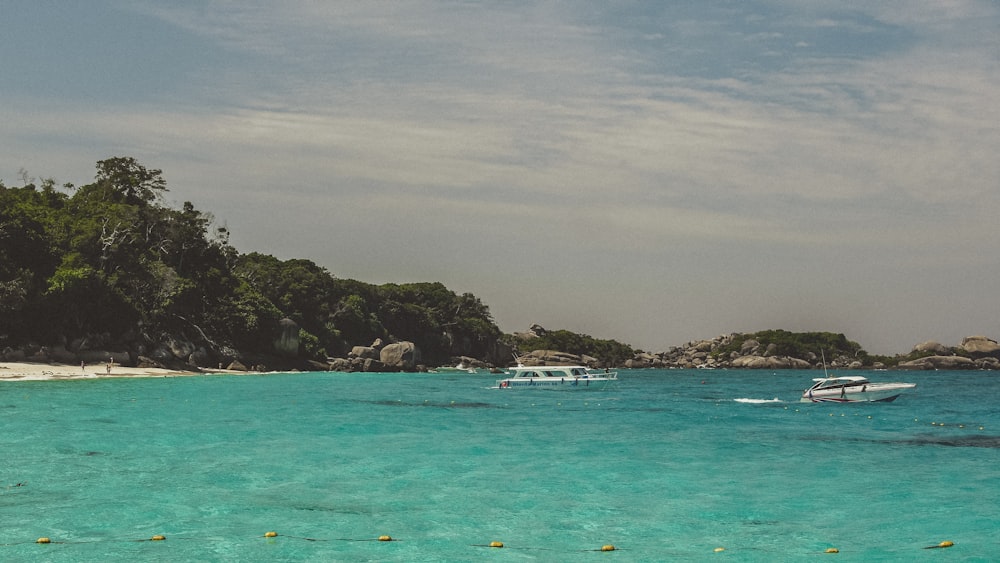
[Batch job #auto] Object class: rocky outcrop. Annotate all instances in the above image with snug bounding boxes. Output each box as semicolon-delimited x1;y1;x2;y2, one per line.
350;346;379;360
961;336;1000;358
518;350;600;368
730;355;811;369
513;324;546;341
380;341;420;371
913;340;948;355
635;333;1000;370
897;355;977;370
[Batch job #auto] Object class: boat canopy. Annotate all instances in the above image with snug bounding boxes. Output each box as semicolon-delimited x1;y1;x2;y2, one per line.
810;376;869;383
508;366;595;378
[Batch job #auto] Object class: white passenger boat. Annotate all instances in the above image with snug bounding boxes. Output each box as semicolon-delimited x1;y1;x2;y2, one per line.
495;365;618;389
801;375;915;403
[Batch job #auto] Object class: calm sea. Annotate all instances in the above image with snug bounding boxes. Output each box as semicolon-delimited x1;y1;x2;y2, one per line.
2;369;998;561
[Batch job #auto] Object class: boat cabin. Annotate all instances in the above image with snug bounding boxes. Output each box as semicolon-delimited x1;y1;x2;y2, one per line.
513;367;592;378
809;376;868;389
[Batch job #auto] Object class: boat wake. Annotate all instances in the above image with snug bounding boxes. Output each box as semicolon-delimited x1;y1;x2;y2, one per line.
734;397;783;404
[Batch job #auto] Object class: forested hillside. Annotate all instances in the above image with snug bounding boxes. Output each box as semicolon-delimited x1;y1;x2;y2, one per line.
0;158;504;368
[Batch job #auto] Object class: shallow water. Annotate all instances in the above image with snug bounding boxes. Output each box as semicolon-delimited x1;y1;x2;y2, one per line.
2;369;998;561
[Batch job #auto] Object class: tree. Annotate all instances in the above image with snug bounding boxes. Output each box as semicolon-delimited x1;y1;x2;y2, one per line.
93;156;167;206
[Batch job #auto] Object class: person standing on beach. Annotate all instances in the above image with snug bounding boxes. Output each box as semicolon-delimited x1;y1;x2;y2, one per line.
81;361;85;373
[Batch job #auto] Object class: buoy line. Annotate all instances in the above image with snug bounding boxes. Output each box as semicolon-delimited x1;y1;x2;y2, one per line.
261;534;399;543
7;532;399;547
8;532;962;554
470;542;559;551
471;541;618;552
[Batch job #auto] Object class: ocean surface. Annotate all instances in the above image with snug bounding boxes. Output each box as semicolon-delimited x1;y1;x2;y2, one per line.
2;369;998;562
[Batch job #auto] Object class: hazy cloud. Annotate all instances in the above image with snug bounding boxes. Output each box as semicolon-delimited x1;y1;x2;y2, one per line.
2;1;997;353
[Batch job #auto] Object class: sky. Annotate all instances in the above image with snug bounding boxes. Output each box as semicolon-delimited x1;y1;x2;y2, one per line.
2;1;998;355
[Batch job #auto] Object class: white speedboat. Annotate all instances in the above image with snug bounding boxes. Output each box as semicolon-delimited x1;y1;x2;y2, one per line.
495;365;618;389
801;375;915;403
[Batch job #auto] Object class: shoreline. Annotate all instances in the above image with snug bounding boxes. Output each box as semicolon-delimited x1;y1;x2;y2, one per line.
0;361;245;382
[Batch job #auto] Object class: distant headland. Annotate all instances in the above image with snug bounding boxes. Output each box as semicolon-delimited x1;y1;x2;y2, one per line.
3;158;997;374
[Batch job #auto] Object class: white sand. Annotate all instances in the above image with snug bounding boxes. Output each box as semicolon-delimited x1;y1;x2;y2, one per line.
0;361;203;382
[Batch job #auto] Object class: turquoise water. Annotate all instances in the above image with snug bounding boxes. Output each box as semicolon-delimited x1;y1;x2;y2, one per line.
2;369;998;561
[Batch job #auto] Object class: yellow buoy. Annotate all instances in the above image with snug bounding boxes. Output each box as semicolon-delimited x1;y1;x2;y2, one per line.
378;535;392;542
938;540;954;548
714;547;726;552
601;544;616;551
151;535;166;541
489;541;504;548
264;531;278;538
36;537;51;544
825;547;839;553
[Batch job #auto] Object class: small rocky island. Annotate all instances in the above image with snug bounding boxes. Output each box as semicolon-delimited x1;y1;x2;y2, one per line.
315;327;1000;372
623;334;1000;371
4;323;998;373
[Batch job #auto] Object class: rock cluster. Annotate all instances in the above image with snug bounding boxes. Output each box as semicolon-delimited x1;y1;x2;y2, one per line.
516;349;601;367
5;319;999;373
616;334;825;370
625;333;1000;370
326;339;422;372
895;336;1000;370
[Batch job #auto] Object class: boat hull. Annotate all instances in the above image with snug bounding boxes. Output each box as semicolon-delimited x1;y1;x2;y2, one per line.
496;377;616;389
801;383;915;403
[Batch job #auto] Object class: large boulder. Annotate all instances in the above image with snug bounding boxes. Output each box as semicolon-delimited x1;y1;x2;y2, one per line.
328;358;352;371
513;324;548;341
380;341;420;371
897;355;976;370
961;336;1000;358
913;340;948;354
167;337;196;361
189;347;214;368
731;355;811;369
519;350;600;367
350;346;379;360
692;340;714;353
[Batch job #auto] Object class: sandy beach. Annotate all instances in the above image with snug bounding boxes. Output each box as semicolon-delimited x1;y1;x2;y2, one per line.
0;361;213;382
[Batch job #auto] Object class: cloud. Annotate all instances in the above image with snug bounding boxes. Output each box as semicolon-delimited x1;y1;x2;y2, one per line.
3;0;998;353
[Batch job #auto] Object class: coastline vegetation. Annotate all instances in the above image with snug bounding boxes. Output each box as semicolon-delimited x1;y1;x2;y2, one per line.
503;329;635;367
1;158;501;367
3;158;992;370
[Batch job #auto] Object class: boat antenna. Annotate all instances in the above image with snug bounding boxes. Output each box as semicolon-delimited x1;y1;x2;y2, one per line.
821;349;829;378
512;352;524;368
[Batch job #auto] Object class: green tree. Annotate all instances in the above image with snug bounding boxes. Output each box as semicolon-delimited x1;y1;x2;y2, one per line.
93;156;167;206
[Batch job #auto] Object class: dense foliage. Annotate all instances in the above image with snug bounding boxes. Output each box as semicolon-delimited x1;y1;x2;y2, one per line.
505;329;635;367
0;158;502;366
712;329;868;362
